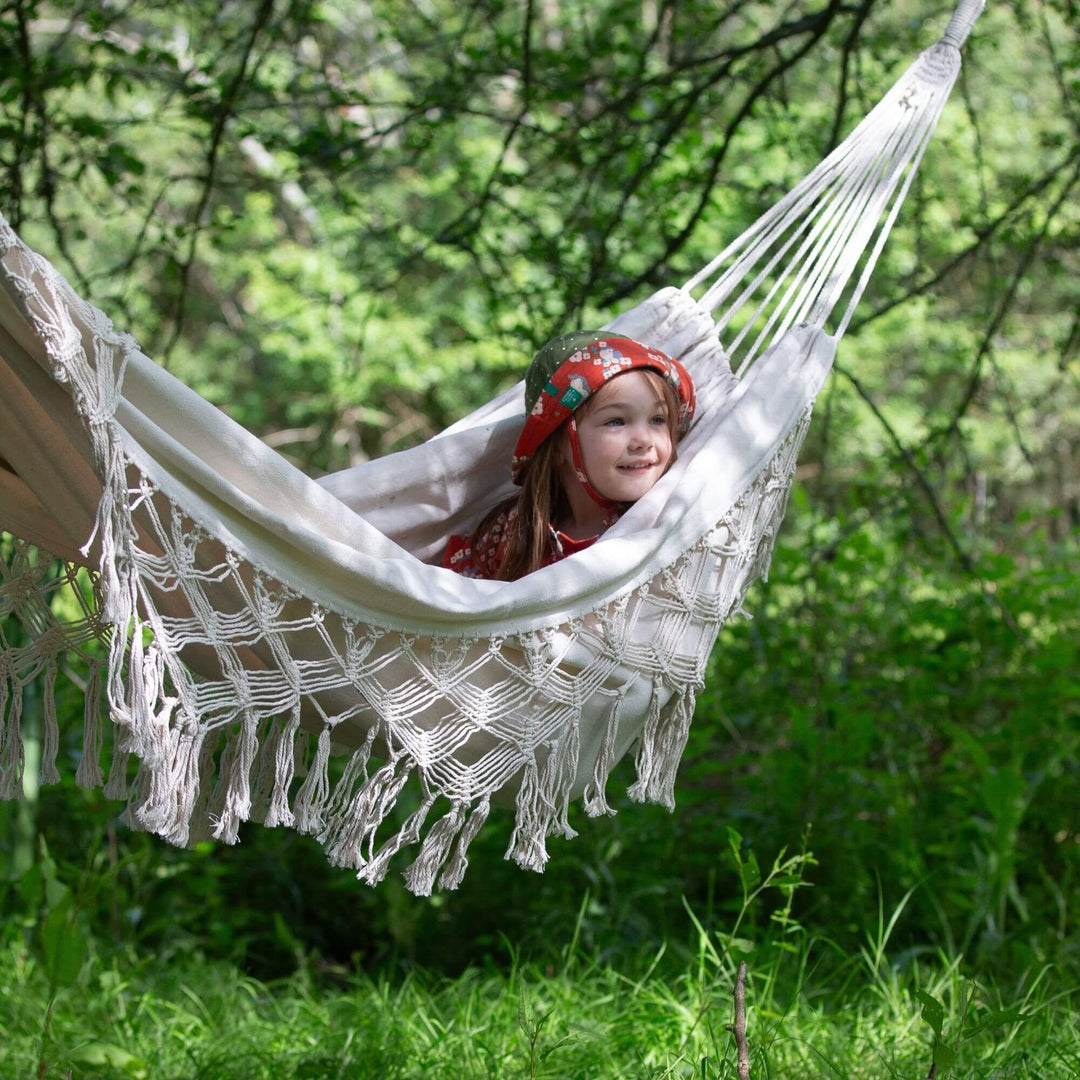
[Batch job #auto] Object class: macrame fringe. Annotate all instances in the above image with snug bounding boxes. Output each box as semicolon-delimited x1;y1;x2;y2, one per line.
0;211;828;888
322;753;413;871
128;701;185;836
403;801;467;896
357;794;434;886
113;619;163;761
627;679;665;805
211;710;259;845
185;735;222;845
248;713;280;825
201;731;236;839
0;421;809;887
75;664;104;789
39;659;61;784
546;715;580;842
628;685;698;810
505;714;580;872
133;722;204;846
293;726;332;834
582;689;626;818
438;797;491;891
103;727;130;799
506;760;548;871
2;215;822;888
0;677;23;799
323;726;377;825
261;706;301;828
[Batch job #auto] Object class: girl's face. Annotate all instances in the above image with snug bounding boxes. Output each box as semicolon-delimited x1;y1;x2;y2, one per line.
563;370;674;506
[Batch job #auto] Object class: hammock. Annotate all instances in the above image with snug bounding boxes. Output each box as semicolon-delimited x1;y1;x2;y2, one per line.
0;1;983;893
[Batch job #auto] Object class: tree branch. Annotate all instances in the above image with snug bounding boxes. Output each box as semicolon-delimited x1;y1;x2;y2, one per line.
599;0;849;307
848;148;1080;335
162;0;278;361
824;0;876;155
928;162;1080;448
834;359;1027;640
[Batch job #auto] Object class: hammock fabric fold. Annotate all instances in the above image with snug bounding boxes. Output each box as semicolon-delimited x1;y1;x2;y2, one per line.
0;1;983;893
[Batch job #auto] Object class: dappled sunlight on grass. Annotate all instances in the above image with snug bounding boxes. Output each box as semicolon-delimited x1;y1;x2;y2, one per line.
2;918;1076;1079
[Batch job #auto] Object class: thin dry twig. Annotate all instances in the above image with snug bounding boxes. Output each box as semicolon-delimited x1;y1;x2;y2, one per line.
824;0;876;155
725;960;751;1080
162;0;276;360
930;162;1080;449
600;2;847;308
849;146;1080;336
834;359;1027;641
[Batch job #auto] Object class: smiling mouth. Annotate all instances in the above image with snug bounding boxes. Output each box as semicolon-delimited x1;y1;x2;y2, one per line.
618;462;657;471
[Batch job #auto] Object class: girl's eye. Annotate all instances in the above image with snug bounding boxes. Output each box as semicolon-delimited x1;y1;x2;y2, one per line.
650;414;667;425
603;417;625;427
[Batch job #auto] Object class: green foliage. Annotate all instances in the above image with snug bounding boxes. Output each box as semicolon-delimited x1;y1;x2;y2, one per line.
1;845;1076;1078
916;983;1031;1077
12;839;94;1077
4;1;1075;467
0;4;1078;1069
41;892;85;991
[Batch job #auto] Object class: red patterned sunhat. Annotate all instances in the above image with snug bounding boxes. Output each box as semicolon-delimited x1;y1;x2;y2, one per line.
511;333;696;484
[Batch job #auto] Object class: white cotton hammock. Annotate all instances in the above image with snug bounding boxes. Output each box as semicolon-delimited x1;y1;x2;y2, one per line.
0;2;983;893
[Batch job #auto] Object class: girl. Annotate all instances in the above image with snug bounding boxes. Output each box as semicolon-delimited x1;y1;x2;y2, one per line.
444;331;696;580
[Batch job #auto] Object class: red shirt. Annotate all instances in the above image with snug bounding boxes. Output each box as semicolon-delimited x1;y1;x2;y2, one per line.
442;502;611;581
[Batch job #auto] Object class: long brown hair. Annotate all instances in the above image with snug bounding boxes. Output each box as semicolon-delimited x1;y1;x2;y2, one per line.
498;371;681;581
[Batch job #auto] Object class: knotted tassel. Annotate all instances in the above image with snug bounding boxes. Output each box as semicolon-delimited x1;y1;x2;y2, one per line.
131;697;181;834
357;795;435;887
103;724;130;799
116;620;144;738
651;687;698;809
104;606;133;737
262;706;301;829
39;659;61;785
322;725;378;827
0;677;24;799
628;684;696;810
185;734;221;845
247;706;286;826
543;719;580;841
292;726;332;834
247;716;275;825
211;711;260;845
92;463;132;628
438;797;491;891
506;760;551;872
583;689;625;817
403;801;467;896
202;731;236;837
75;664;104;789
121;629;169;763
323;756;413;871
627;679;665;805
162;725;205;846
133;714;201;846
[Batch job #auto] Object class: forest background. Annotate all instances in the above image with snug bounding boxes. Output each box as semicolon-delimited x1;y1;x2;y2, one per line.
1;0;1078;1076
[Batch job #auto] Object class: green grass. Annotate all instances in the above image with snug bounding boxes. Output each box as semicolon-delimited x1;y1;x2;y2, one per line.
2;922;1077;1080
4;839;1076;1077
